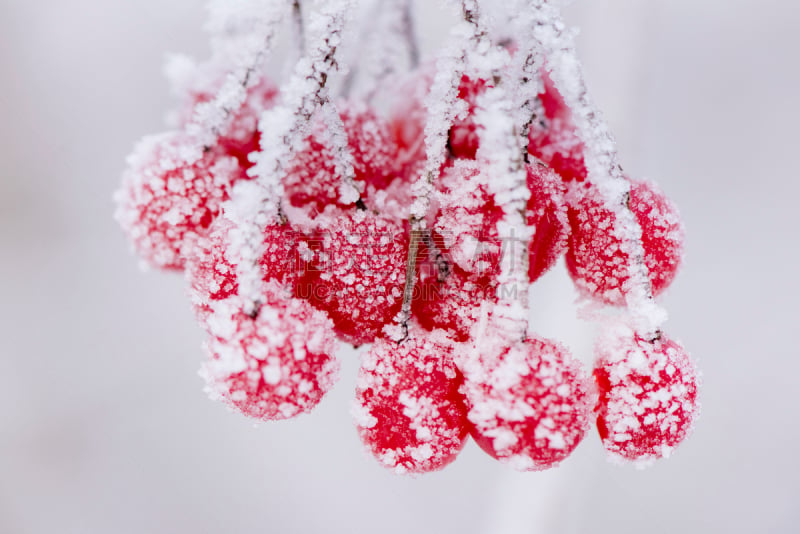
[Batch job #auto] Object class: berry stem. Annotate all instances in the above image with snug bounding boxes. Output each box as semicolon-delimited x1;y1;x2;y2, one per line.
466;0;534;342
393;0;477;340
527;0;666;337
186;0;288;151
230;0;354;313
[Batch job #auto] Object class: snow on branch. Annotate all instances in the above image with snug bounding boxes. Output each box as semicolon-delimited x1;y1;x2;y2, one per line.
184;0;290;150
527;0;667;336
393;0;477;339
229;0;355;313
464;0;534;342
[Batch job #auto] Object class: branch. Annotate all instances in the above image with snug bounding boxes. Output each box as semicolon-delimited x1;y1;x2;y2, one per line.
393;0;476;341
467;0;532;343
526;0;666;337
229;0;355;313
186;0;289;151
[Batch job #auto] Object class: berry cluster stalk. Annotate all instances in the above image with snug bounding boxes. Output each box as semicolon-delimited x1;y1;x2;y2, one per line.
466;0;536;342
230;0;356;314
187;0;289;149
527;0;667;337
394;1;478;340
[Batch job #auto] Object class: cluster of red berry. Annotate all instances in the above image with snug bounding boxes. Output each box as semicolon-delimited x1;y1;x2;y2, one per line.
115;1;699;474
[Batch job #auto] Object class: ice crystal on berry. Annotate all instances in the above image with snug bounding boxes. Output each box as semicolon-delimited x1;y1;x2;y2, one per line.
186;215;299;322
413;161;503;340
114;131;244;270
296;211;408;346
283;103;401;215
202;283;339;421
460;336;593;471
566;179;684;305
593;328;700;462
354;331;469;474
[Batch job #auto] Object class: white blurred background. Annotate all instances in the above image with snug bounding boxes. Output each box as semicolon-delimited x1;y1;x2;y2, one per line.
1;1;798;532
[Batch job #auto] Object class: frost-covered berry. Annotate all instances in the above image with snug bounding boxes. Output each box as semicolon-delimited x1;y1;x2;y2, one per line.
526;161;570;283
413;257;496;342
186;215;300;322
170;76;278;170
412;162;502;341
442;72;584;185
432;161;503;273
460;336;593;471
593;329;700;462
449;76;489;160
114;131;244;270
283;102;401;215
296;211;407;346
353;331;469;474
566;179;684;305
201;283;339;421
528;72;587;183
386;64;438;183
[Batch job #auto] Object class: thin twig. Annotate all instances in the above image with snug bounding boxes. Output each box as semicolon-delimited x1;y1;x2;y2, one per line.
187;0;289;151
393;2;475;342
526;0;666;337
231;0;354;313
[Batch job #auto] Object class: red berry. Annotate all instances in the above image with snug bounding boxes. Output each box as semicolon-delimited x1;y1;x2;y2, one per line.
201;283;339;421
528;72;587;182
186;215;300;322
412;162;503;341
354;331;469;474
461;336;593;471
593;330;699;461
296;211;408;345
114;132;245;270
283;103;401;215
413;258;496;342
449;76;489;160
526;162;570;283
387;66;434;182
438;71;585;186
566;179;684;305
433;162;504;273
172;77;278;170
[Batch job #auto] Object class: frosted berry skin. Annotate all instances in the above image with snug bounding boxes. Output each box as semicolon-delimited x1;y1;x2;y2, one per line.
171;77;279;170
526;162;570;283
201;284;339;421
413;256;497;342
460;336;593;471
353;332;470;474
412;162;503;341
527;72;587;183
449;76;488;160
386;64;442;184
186;216;300;322
442;72;586;187
114;131;244;271
593;331;699;461
283;103;401;215
296;211;408;346
566;179;685;305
